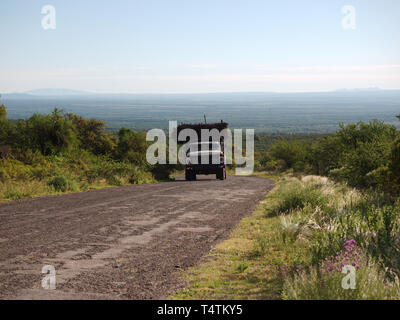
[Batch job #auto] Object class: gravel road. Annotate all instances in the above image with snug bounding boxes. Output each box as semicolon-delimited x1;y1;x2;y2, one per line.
0;175;274;300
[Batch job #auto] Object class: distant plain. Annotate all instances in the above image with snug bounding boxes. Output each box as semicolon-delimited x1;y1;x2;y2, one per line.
3;90;400;134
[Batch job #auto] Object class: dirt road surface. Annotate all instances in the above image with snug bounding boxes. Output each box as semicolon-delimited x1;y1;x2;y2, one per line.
0;175;274;300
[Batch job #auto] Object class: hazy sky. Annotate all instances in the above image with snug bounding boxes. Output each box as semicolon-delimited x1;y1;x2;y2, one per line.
1;0;400;93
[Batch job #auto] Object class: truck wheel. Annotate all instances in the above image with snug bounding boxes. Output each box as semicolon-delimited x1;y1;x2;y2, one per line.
217;167;225;180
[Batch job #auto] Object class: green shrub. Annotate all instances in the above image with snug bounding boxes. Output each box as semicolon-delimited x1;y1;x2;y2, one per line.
267;119;400;193
65;113;117;155
266;180;328;216
0;159;34;181
117;128;148;166
14;109;78;156
0;109;167;203
0;104;7;120
129;170;154;184
0;117;13;144
270;140;309;169
150;164;175;181
106;175;122;186
48;175;78;192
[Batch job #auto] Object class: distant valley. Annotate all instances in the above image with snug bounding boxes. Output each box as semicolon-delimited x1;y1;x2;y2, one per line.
2;89;400;134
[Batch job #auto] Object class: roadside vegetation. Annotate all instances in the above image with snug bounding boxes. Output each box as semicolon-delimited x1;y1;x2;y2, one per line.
0;105;176;202
255;117;400;195
172;115;400;300
172;174;400;300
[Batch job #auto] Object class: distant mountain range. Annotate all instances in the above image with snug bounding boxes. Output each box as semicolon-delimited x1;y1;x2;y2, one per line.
25;88;94;96
335;87;384;92
1;88;400;101
1;89;94;99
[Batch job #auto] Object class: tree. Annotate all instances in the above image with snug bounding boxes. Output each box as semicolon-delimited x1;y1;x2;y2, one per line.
331;120;397;187
66;113;116;155
321;120;398;188
270;139;311;170
117;128;148;166
0;104;7;120
389;116;400;188
0;117;14;145
20;108;78;155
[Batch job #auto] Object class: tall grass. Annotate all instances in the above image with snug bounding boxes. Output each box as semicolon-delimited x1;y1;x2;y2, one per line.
283;256;400;300
266;175;400;299
0;152;156;202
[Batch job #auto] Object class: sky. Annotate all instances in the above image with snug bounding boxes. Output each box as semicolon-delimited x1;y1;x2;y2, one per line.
0;0;399;93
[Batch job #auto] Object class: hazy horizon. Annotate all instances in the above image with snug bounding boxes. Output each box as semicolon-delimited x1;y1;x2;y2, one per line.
2;86;397;96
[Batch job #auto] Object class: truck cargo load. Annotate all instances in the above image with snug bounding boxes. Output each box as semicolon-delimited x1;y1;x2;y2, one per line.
177;120;228;181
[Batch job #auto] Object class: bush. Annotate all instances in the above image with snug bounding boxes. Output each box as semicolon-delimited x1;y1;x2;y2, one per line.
0;118;13;145
14;109;78;155
0;108;170;202
265;179;328;216
48;175;78;192
129;170;154;184
266;119;400;193
270;140;310;169
0;159;34;181
319;120;397;189
66;113;116;155
117;128;148;166
150;164;175;181
0;104;7;120
387;136;400;193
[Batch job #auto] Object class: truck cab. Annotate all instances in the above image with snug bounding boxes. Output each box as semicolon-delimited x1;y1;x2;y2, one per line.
185;141;226;181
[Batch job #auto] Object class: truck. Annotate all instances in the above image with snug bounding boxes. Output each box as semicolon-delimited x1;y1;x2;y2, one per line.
177;121;228;181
